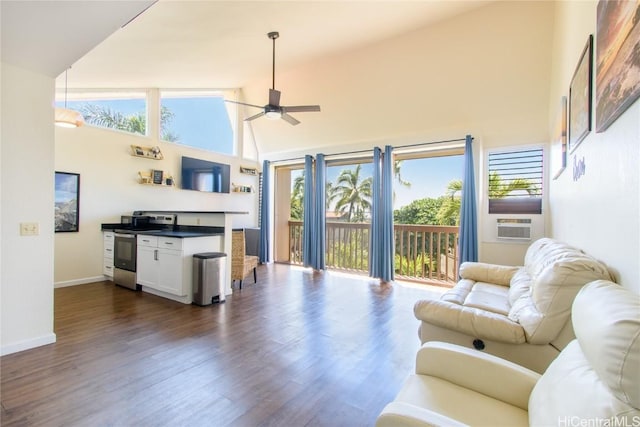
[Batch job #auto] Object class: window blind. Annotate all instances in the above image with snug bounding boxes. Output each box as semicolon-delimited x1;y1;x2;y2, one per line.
488;148;543;214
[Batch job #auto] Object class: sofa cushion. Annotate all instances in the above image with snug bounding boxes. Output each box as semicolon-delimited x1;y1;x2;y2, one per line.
508;269;531;305
508;238;613;344
414;299;526;343
572;280;640;408
464;282;511;315
459;262;519;286
528;281;640;426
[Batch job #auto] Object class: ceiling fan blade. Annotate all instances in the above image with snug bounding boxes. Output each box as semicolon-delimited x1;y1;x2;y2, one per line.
269;89;281;107
281;113;300;126
225;99;264;109
245;111;265;122
282;105;321;113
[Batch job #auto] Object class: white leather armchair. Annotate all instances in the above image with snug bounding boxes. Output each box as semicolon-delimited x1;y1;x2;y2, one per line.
377;280;640;427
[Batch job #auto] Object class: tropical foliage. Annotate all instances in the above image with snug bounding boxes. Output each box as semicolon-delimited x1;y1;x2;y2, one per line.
80;104;179;142
330;165;373;222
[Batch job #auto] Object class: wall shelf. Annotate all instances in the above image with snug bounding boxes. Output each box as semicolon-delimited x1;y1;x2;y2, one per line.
131;145;163;160
139;170;174;186
232;183;254;193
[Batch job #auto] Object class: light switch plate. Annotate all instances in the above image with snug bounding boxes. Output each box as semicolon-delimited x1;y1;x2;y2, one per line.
20;222;39;236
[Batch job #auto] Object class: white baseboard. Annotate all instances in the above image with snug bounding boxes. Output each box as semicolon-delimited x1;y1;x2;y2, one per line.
1;333;56;356
54;276;108;288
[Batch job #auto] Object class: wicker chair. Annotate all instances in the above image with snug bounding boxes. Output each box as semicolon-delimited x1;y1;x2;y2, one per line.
231;229;259;289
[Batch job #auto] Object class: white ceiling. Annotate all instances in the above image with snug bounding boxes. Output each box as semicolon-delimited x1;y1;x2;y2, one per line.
0;0;492;90
0;0;156;78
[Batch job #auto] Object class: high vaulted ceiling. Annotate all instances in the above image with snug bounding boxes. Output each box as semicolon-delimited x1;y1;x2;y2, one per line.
0;0;491;90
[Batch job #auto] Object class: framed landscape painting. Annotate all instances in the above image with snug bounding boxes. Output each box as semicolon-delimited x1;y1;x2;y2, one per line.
568;35;593;153
55;172;80;232
596;0;640;133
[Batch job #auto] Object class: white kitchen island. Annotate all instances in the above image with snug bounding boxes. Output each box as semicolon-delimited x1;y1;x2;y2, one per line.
133;210;248;302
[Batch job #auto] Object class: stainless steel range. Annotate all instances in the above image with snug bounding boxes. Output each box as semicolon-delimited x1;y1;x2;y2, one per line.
113;214;175;290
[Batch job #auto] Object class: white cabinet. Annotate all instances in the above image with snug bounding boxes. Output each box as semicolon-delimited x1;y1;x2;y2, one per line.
103;232;114;277
136;234;221;303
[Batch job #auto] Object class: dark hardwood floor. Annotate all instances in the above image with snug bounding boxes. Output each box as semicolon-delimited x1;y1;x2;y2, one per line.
1;264;444;427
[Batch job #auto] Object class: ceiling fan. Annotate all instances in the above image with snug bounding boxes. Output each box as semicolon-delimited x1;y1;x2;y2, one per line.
228;31;321;126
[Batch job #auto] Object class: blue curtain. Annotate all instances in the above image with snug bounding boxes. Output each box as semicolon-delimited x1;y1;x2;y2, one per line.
312;154;326;270
380;145;395;282
259;160;271;263
369;148;382;277
302;155;315;267
459;135;478;265
369;146;394;282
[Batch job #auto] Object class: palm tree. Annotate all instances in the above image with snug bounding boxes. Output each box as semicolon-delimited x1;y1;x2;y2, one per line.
488;171;539;198
394;160;411;189
437;180;462;225
332;165;373;222
80;104;179;142
290;174;305;220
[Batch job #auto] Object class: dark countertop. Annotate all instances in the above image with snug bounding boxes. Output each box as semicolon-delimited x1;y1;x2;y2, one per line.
101;224;224;238
133;210;248;215
140;230;223;238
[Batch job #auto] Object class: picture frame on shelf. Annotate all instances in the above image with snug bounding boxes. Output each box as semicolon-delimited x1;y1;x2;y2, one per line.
595;1;640;133
55;171;80;232
240;166;258;176
152;170;164;185
551;96;568;180
568;34;593;153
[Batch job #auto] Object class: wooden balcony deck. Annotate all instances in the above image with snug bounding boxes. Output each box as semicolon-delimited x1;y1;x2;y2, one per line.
288;221;459;287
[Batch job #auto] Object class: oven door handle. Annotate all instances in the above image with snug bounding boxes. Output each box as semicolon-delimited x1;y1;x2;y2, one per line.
114;233;136;239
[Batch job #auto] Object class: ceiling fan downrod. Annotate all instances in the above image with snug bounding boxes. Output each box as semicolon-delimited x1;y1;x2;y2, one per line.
268;31;279;91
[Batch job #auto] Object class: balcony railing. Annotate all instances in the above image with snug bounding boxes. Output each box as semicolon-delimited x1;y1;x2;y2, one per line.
288;220;459;286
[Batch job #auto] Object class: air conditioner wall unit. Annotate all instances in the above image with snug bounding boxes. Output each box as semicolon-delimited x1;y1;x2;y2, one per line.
496;218;532;240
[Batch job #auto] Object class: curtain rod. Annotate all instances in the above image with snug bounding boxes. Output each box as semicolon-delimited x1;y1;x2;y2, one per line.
269;136;470;165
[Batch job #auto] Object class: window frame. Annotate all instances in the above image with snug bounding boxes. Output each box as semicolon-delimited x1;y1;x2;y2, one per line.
486;145;545;215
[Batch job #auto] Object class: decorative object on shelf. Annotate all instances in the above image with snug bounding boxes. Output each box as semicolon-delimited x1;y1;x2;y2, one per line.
551;96;568;180
138;171;152;184
595;1;640;133
165;174;174;186
130;145;164;160
232;183;254;193
240;166;258;176
55;68;84;128
55;171;80;232
152;169;164;185
568;34;593;153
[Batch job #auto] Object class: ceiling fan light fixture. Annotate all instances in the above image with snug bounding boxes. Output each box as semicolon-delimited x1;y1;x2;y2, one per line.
265;110;282;120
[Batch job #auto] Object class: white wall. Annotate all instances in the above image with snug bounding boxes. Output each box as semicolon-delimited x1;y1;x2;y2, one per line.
54;122;260;286
547;1;639;292
1;63;57;354
249;1;555;266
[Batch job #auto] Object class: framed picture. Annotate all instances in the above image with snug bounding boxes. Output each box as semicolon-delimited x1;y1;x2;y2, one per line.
551;96;568;180
596;1;640;133
55;172;80;232
240;166;258;176
152;169;164;185
568;34;593;153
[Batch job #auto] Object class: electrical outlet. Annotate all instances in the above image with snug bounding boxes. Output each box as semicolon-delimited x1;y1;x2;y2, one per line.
20;222;39;236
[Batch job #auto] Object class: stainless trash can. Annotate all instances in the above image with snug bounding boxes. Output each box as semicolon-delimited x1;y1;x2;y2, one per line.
192;252;227;306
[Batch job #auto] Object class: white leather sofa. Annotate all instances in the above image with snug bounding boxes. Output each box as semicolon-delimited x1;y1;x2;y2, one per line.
414;238;613;372
377;280;640;427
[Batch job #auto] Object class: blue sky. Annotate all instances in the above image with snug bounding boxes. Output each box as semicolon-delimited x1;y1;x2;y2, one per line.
63;96;233;155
